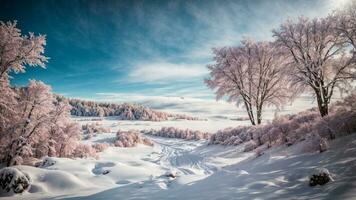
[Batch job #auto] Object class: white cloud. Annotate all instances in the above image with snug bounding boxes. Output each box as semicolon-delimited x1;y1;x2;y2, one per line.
128;61;208;83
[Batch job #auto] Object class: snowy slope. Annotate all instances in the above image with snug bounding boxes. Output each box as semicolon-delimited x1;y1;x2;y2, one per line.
2;117;356;200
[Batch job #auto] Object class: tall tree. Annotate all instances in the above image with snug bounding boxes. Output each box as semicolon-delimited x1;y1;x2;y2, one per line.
205;39;294;125
273;17;355;117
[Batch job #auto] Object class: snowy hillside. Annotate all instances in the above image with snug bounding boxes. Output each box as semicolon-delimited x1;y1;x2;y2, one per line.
2;118;355;200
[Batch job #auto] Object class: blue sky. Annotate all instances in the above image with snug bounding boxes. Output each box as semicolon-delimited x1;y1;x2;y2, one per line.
0;0;345;101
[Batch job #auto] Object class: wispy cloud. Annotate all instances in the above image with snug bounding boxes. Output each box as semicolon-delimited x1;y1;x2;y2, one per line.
127;61;208;83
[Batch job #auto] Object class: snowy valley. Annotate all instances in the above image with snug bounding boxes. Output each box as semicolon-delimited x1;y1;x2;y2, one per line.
1;0;356;199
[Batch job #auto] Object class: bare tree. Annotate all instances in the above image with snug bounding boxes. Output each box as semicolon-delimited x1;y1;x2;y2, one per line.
205;39;294;125
273;16;355;117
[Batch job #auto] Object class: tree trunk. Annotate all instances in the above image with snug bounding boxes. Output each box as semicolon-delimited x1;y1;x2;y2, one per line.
243;101;256;125
316;92;329;117
256;104;262;125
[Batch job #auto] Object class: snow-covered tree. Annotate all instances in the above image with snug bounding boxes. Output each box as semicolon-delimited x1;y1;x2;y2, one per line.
0;21;95;165
2;80;55;166
273;16;355;117
206;39;294;125
0;21;47;80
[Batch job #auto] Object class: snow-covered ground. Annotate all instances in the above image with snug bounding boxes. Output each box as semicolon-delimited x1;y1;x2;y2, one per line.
2;116;356;200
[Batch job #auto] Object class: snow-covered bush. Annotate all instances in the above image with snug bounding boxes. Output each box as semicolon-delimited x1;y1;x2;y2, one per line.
115;130;154;148
0;167;31;194
92;143;110;153
72;144;98;159
243;140;258;152
82;123;111;139
302;132;329;153
209;126;248;145
208;109;327;153
82;123;111;134
144;127;210;140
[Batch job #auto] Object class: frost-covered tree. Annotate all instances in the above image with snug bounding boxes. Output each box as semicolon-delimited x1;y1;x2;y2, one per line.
206;40;294;125
0;21;93;166
3;81;55;166
0;21;47;80
0;81;85;165
273;16;355;117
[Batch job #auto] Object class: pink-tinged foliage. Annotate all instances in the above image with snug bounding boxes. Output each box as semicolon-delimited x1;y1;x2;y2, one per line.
144;127;210;140
115;130;154;148
0;80;83;165
273;16;355;117
205;40;295;125
72;144;97;159
0;22;87;166
209;93;356;154
0;21;47;80
92;143;110;153
209;126;249;145
82;123;111;139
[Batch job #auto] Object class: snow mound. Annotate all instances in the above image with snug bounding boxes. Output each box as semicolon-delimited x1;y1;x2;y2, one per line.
0;167;31;194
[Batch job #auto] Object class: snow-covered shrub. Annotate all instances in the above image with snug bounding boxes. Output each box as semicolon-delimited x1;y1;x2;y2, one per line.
243;140;258;152
92;143;110;153
209;126;248;145
302;132;329;153
72;144;98;159
0;167;31;194
115;130;154;147
82;123;111;139
144;127;210;140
